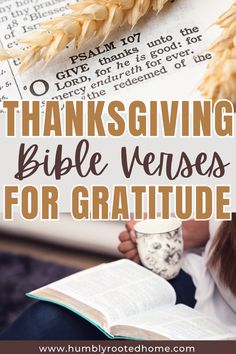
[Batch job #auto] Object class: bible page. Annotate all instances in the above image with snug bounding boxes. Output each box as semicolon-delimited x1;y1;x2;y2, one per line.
0;0;234;103
111;303;236;340
46;260;176;324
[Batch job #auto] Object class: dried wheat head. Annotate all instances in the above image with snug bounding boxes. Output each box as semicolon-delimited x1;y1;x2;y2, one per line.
199;3;236;108
0;0;169;73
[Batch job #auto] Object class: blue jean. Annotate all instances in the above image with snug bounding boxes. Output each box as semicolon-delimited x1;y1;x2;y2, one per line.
0;270;196;340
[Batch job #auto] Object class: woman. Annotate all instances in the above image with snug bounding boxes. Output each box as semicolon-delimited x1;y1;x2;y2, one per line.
119;217;236;326
0;217;236;339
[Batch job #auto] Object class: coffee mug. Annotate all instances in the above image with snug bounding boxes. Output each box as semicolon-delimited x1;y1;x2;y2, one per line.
134;218;183;280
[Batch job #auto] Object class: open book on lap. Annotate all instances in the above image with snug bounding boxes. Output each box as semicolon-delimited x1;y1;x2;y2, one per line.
28;260;236;340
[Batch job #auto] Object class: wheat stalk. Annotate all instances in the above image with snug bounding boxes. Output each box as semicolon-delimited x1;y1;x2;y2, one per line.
199;2;236;107
0;0;169;73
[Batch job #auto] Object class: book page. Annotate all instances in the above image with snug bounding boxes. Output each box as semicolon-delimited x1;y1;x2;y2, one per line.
112;304;236;340
0;0;234;103
47;260;176;323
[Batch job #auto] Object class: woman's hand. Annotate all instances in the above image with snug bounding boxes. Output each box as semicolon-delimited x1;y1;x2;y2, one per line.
118;218;209;265
118;220;140;264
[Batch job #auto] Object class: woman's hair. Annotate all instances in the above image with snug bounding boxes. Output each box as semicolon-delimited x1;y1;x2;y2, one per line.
208;213;236;296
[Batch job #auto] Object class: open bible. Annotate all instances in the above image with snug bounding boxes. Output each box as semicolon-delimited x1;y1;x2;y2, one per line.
28;260;236;340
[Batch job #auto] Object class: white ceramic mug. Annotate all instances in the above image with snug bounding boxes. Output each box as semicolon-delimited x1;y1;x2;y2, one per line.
134;218;183;280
